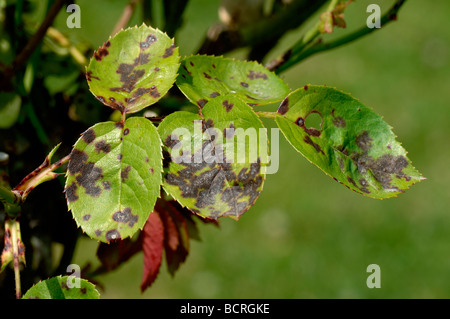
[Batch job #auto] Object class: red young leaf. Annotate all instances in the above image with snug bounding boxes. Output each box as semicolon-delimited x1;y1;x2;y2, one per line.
161;207;179;251
140;211;165;292
157;200;190;276
180;210;201;241
96;237;142;271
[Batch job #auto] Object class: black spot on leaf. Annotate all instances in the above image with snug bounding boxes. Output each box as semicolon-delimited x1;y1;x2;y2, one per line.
85;71;100;82
203;119;214;131
164;136;264;218
197;99;208;108
96;96;106;104
121;165;132;182
359;178;369;187
165;135;180;149
65;182;79;202
222;100;234;112
112;207;138;227
106;229;121;242
163;44;175;58
356;131;373;151
110;52;150;97
75;162;103;197
95;140;111;153
295;117;304;127
149;86;160;98
93;42;109;61
353;151;409;190
247;70;268;80
277;97;289;115
331;108;346;127
333;116;346;128
130;87;151;103
304;136;324;155
140;34;157;49
102;181;111;190
68;149;89;175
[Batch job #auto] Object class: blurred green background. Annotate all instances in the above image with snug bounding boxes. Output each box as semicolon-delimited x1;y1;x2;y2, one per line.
3;0;450;298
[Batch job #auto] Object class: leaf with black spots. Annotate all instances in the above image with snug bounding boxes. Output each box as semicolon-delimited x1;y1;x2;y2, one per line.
176;55;289;107
158;95;268;219
22;276;100;299
65;117;162;243
140;212;164;292
275;85;424;198
86;24;180;114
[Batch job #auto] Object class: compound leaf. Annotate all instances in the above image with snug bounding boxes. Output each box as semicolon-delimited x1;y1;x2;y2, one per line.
275;85;424;198
158;95;268;219
65;117;162;243
176;55;290;108
22;276;100;299
86;24;180;114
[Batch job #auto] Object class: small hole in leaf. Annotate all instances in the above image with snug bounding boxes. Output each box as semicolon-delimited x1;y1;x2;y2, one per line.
305;111;322;131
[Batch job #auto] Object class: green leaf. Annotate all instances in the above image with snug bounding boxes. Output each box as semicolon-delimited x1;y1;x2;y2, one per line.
65;117;162;243
22;276;100;299
86;24;180;114
176;55;290;108
275;85;424;199
158;95;268;219
0;92;21;129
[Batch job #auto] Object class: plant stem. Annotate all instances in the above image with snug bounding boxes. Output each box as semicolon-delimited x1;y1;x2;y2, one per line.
7;220;23;299
111;0;141;36
0;185;21;206
46;27;87;66
0;0;66;88
266;0;341;71
270;0;408;74
198;0;327;58
23;102;51;147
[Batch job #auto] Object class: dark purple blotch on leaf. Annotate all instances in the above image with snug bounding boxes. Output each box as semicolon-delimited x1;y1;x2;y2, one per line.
140;34;157;49
95;140;111;153
121;165;132;182
105;229;121;242
112;207;138;227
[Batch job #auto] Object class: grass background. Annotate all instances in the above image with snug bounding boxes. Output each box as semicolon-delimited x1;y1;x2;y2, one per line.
54;0;449;298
